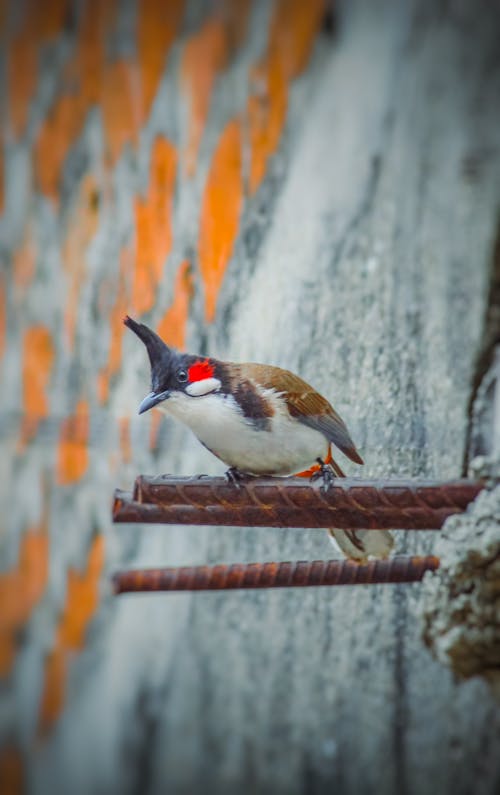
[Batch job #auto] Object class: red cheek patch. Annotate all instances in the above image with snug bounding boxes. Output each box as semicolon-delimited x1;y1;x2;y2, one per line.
188;359;215;382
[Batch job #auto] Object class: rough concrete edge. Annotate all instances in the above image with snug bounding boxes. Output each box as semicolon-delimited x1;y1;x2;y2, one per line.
420;456;500;700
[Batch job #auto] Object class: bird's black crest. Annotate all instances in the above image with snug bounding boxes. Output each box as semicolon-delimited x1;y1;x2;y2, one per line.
124;315;177;391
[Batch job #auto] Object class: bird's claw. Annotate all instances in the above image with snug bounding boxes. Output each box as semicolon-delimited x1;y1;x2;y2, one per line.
225;467;248;488
310;458;335;492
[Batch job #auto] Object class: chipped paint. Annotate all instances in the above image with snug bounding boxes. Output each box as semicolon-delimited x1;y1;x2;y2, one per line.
108;252;132;375
181;4;251;175
133;138;177;314
13;223;36;294
96;369;110;406
78;0;117;106
57;400;90;484
156;259;193;349
137;0;185;122
0;275;5;360
32;0;69;41
118;417;132;463
247;0;324;194
0;143;4;214
39;535;104;734
0;746;24;795
19;326;55;447
62;175;100;348
35;94;84;201
247;54;286;194
34;0;117;199
7;21;37;137
198;118;243;322
101;60;139;164
98;247;133;405
149;411;164;452
0;529;49;677
181;20;229;176
0;0;8;35
196;2;323;320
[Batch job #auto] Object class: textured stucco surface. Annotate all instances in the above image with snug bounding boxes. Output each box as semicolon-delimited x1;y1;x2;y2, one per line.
1;1;500;794
147;7;500;795
421;476;500;698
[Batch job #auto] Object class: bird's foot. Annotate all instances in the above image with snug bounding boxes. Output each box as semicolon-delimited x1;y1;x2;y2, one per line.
225;467;249;488
310;458;335;492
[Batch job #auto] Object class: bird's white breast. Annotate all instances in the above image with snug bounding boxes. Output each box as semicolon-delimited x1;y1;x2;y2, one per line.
160;388;328;475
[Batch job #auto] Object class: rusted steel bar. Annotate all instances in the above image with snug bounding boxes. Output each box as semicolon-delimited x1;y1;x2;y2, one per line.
112;554;440;594
112;477;483;529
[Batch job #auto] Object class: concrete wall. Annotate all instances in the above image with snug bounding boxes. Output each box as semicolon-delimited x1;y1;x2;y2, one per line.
1;1;500;793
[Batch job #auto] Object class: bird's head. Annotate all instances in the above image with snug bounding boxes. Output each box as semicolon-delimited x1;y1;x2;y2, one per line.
124;316;222;413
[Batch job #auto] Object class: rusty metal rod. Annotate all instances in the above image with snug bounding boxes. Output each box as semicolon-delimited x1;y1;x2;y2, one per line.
112;477;482;529
112;554;440;594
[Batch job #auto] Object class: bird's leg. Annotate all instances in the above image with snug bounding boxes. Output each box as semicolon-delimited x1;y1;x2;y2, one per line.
225;466;249;487
310;458;335;492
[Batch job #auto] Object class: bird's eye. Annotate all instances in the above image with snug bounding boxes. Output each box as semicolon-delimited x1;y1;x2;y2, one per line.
177;370;188;383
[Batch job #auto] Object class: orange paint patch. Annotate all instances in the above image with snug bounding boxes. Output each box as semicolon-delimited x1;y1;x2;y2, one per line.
181;4;251;176
8;0;82;139
181;21;229;176
101;59;139;164
118;417;132;463
39;535;104;734
0;275;5;360
13;224;36;294
219;0;253;50
8;24;38;137
247;53;287;194
149;411;164;452
34;1;117;199
35;94;84;200
33;0;69;40
0;143;4;214
19;325;55;446
0;0;8;34
57;400;89;485
97;368;110;406
198;118;243;322
247;0;325;194
133;138;177;314
79;1;118;106
0;746;24;795
156;260;194;349
273;0;326;79
107;249;132;376
62;175;100;348
137;0;185;122
97;247;133;405
0;527;49;677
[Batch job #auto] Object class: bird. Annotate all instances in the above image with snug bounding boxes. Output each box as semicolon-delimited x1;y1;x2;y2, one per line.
124;315;394;562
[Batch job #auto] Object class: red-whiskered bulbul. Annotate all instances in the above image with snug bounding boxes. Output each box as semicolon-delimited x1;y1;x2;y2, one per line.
124;316;394;561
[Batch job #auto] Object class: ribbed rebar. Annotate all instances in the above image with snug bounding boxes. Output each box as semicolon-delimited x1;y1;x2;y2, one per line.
112;554;440;594
112;476;483;529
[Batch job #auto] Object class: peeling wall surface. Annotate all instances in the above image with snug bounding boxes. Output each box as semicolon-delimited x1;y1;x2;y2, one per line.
1;1;500;794
421;476;500;699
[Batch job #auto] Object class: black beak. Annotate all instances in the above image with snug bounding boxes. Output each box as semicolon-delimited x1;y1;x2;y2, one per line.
138;391;170;414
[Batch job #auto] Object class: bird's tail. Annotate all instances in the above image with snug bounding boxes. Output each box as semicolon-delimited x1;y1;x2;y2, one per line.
324;451;395;563
327;527;394;563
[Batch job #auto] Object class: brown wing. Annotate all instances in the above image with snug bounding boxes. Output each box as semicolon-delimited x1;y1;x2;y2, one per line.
239;363;364;465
